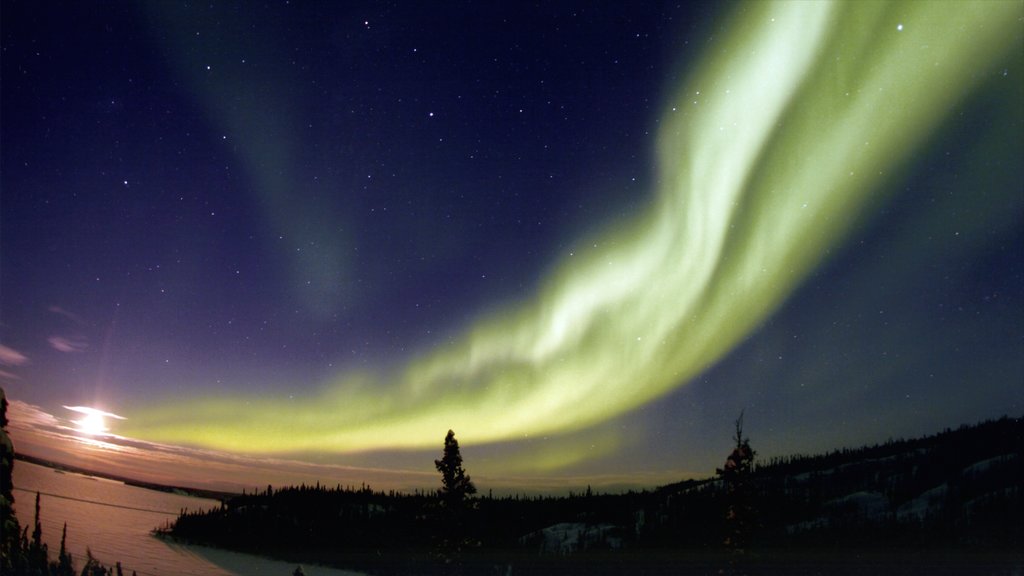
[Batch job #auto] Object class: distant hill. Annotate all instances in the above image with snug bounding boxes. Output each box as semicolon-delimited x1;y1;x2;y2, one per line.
14;452;237;502
653;415;1023;549
161;415;1023;575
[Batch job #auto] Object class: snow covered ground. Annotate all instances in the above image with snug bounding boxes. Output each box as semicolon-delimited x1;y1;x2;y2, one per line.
520;522;624;555
167;541;367;576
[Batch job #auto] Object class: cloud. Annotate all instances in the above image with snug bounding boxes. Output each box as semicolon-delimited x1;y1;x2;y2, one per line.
5;399;448;493
0;369;20;381
63;405;127;420
48;336;88;353
6;399;63;431
46;307;89;353
0;344;28;366
48;305;86;325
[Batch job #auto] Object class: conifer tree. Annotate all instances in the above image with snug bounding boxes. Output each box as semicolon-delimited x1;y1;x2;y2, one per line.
55;522;75;576
29;491;49;569
0;387;27;573
434;430;476;508
80;548;108;576
433;429;477;569
717;411;756;552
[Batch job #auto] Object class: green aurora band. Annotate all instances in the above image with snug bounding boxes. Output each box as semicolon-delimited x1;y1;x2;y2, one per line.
124;1;1022;456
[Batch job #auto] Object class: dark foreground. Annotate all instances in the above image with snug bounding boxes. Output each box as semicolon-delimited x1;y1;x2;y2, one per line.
441;548;1022;576
158;416;1021;575
166;544;1023;576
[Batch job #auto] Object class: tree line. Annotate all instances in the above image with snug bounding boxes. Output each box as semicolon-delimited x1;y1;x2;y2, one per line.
161;415;1023;574
4;383;1022;575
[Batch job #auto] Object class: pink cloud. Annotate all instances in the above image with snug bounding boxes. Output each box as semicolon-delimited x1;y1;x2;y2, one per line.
0;344;28;366
6;399;62;429
48;305;86;325
64;405;127;420
5;398;437;494
48;336;88;353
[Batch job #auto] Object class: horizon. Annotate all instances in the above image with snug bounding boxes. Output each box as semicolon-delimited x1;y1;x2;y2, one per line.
6;396;1021;498
5;396;702;495
2;1;1021;495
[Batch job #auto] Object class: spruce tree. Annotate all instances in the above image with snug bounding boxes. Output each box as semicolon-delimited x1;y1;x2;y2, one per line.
433;429;477;568
434;430;476;508
55;522;75;576
717;411;756;552
80;548;108;576
0;387;26;573
29;491;48;570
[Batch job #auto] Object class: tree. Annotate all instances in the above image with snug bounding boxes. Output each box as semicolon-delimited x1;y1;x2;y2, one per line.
717;411;756;552
433;430;477;572
54;522;75;576
29;491;49;570
80;548;108;576
0;387;25;574
434;430;476;508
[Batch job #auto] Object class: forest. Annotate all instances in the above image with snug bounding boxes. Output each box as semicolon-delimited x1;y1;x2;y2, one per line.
160;416;1023;575
2;381;1021;575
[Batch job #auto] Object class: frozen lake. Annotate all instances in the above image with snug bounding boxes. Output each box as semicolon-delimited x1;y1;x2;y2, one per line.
12;459;364;576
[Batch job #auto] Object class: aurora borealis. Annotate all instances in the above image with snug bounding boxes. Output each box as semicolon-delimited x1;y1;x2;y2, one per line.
2;1;1022;492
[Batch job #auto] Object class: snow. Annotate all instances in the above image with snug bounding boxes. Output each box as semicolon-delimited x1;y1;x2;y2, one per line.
172;542;367;576
827;491;888;518
896;483;948;521
785;517;828;534
961;453;1017;476
521;522;623;555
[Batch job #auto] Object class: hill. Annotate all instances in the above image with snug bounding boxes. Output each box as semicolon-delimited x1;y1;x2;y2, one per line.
162;415;1024;574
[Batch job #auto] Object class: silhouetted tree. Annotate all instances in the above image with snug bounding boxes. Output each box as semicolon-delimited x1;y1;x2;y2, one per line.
29;492;49;571
434;430;477;572
717;411;756;552
79;548;108;576
435;430;476;508
293;566;306;576
0;388;131;576
0;387;25;573
53;522;75;576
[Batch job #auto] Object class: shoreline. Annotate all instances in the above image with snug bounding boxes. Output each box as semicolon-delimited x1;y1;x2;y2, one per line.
14;452;239;502
153;533;368;576
148;533;1024;576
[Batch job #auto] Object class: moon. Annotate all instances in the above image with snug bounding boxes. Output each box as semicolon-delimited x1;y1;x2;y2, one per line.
77;412;108;435
64;405;126;436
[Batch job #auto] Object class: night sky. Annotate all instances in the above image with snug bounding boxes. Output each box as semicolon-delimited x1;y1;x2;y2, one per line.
2;1;1022;493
